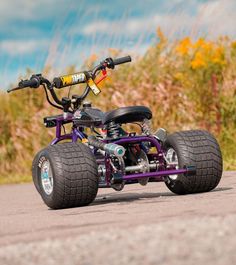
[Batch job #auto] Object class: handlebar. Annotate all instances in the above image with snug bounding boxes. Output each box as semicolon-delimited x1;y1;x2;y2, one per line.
7;55;132;108
53;55;132;89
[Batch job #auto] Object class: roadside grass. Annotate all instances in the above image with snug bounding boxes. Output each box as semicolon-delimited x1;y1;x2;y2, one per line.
0;175;31;185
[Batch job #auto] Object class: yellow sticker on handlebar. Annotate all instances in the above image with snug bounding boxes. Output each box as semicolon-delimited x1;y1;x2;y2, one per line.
87;78;101;96
61;72;86;86
61;75;73;86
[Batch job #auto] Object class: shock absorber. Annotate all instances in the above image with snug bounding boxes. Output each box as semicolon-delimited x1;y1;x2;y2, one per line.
142;119;152;135
107;121;121;139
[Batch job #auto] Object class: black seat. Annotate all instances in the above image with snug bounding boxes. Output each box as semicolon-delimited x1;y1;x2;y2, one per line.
103;106;152;125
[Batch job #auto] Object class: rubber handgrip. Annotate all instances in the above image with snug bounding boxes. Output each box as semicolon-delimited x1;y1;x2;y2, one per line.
19;78;39;88
113;56;132;66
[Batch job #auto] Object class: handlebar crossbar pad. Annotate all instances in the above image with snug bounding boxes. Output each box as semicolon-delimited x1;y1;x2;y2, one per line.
53;72;87;88
113;56;131;66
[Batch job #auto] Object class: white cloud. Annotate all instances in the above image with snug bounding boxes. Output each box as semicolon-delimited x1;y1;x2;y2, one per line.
81;0;236;40
0;0;72;25
0;39;48;56
81;13;182;38
196;0;236;37
0;1;44;22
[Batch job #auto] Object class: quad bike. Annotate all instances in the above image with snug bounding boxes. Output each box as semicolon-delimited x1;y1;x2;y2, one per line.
7;56;223;209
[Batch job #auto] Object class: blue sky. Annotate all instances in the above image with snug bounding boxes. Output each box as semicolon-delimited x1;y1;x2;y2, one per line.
0;0;236;89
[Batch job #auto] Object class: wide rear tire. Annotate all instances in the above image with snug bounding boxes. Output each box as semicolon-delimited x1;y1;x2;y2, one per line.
32;142;98;209
164;130;223;195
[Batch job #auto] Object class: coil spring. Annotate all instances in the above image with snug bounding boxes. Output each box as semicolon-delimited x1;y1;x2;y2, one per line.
107;121;121;139
142;119;152;135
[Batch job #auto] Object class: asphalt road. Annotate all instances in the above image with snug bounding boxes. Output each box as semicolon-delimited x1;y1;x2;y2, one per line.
0;171;236;265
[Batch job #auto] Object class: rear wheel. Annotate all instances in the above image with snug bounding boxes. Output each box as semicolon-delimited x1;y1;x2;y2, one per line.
164;130;223;195
32;142;99;209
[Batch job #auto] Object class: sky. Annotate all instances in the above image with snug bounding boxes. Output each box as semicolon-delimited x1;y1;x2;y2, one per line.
0;0;236;89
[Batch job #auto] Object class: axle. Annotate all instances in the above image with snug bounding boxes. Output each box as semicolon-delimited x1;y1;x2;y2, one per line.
124;163;158;172
98;162;158;177
98;164;196;185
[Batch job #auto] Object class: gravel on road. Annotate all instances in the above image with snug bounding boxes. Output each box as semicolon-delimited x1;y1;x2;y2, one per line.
1;214;236;265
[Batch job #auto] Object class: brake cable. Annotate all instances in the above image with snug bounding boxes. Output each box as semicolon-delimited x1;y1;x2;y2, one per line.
42;84;63;110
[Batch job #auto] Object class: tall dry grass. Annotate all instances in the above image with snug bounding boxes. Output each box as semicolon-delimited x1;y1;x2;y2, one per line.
0;29;236;183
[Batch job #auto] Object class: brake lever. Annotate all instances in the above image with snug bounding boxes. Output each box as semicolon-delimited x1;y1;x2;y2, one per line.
7;86;22;93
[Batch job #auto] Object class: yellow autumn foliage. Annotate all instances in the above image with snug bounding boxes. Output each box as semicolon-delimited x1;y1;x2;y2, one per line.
176;36;226;70
176;37;192;55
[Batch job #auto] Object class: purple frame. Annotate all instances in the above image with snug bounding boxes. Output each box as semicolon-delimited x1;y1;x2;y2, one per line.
113;135;187;182
50;115;86;145
50;117;188;187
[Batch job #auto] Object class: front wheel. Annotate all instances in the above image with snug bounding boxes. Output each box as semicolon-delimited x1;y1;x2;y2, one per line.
164;130;223;195
32;142;99;209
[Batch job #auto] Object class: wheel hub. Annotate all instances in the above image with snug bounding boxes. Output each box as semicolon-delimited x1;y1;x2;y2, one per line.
165;148;179;180
40;160;53;195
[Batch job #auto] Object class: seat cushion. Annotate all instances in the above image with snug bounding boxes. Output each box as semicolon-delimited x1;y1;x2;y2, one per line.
103;106;152;124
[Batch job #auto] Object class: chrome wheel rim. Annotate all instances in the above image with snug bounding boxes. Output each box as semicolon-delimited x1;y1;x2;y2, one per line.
166;148;179;180
40;160;53;195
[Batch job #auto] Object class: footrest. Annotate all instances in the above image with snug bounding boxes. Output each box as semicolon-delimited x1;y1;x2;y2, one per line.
111;172;123;184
